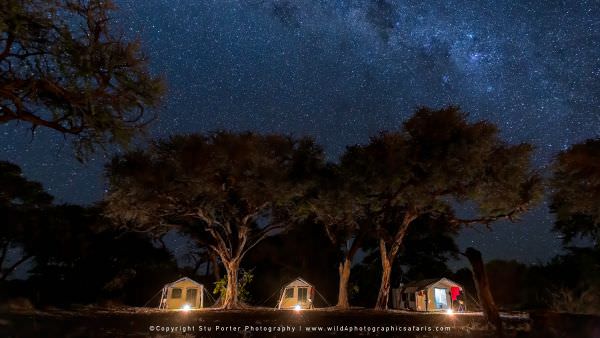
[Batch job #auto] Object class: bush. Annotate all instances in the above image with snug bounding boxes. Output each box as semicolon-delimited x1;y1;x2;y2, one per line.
551;286;600;314
213;270;254;303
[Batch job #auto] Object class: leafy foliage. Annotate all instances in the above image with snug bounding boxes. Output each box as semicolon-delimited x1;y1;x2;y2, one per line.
0;0;164;158
0;161;53;208
26;205;177;306
452;247;600;311
394;215;460;281
550;138;600;247
340;106;542;308
0;161;53;280
213;269;254;303
0;161;177;304
105;131;324;307
305;161;372;255
344;106;542;224
301;161;372;307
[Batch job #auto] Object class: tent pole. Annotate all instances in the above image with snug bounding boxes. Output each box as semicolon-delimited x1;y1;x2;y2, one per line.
277;287;286;309
158;287;166;309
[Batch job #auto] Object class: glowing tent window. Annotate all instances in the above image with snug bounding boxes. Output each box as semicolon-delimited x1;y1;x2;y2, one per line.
186;288;197;304
171;288;182;299
434;288;448;309
298;288;308;302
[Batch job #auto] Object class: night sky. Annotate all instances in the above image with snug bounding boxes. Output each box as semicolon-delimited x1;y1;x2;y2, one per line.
2;0;599;267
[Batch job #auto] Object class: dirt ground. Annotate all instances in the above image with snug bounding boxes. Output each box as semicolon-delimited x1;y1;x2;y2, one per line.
0;308;597;337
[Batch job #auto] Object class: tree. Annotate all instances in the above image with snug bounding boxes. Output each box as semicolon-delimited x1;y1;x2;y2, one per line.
550;138;600;247
464;247;502;335
342;106;542;310
104;132;324;309
351;215;459;308
305;164;371;309
244;219;339;307
0;161;52;280
0;161;176;305
213;269;254;304
393;214;459;282
0;0;164;158
23;204;178;306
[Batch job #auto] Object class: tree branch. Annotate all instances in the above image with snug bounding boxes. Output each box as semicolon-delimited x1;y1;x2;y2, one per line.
449;204;528;228
0;254;33;281
240;221;289;259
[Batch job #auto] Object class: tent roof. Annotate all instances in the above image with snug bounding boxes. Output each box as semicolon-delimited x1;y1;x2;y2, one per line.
283;277;314;289
402;277;461;291
164;277;203;288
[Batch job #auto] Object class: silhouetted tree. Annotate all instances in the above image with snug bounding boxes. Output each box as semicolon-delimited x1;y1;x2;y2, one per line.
27;204;178;306
304;163;372;309
342;106;541;310
0;0;164;158
0;161;52;280
351;214;459;307
394;215;459;282
485;260;529;308
550;138;600;247
245;220;338;307
0;162;176;305
104;132;324;309
464;247;502;335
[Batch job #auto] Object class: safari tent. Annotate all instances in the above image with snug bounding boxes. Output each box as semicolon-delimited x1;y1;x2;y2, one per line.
159;277;204;310
391;277;464;312
276;277;316;310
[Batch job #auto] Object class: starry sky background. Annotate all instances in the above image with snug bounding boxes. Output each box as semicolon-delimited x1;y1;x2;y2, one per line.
2;0;599;267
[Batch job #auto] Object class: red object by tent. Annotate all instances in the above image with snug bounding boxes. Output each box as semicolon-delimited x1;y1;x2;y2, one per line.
450;286;461;301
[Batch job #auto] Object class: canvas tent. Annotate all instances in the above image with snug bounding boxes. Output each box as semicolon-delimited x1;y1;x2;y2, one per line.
159;277;204;310
391;277;464;312
277;277;316;310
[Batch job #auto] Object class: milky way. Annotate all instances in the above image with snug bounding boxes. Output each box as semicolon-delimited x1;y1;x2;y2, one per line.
2;0;599;265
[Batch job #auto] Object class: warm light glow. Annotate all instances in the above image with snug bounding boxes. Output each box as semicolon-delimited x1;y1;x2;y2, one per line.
294;304;302;311
181;304;191;311
446;309;454;315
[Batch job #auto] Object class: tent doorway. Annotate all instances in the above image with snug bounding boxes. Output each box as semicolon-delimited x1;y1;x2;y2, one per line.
434;287;449;309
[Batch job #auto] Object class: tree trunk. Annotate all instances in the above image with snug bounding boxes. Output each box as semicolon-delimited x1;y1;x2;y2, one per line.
221;260;240;309
464;247;502;336
374;214;414;310
375;239;392;310
336;258;352;309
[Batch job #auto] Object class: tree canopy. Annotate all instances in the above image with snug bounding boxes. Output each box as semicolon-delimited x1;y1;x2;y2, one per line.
340;106;542;309
0;161;179;306
0;161;52;280
304;162;373;308
0;0;164;158
104;131;325;308
550;138;600;247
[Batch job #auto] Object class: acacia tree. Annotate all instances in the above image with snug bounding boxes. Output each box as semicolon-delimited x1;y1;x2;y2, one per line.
550;138;600;247
306;164;371;309
0;161;52;280
105;132;323;309
0;0;163;158
342;106;542;310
